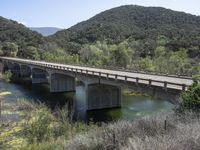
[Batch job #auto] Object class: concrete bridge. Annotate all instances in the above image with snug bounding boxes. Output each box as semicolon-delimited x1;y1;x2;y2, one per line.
0;57;193;110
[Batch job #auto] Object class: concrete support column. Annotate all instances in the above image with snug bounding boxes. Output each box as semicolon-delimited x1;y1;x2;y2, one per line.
32;68;48;84
2;62;9;73
86;84;121;110
7;62;13;70
11;63;21;81
50;73;75;92
20;65;31;78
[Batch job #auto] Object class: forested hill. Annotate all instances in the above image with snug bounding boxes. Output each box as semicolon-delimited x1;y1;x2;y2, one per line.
0;5;199;75
49;5;200;56
0;16;45;59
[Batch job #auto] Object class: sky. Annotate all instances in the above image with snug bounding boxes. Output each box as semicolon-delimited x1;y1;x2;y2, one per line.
0;0;200;29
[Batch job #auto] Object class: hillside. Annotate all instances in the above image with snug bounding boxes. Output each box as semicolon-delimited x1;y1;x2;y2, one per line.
0;16;45;48
0;16;46;59
30;27;62;36
49;5;200;58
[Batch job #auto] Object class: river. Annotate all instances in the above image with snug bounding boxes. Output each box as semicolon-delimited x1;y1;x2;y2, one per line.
0;80;174;122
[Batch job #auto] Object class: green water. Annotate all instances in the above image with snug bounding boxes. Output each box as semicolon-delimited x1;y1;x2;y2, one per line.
0;81;174;122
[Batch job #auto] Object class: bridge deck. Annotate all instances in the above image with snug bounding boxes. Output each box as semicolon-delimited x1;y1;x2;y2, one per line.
0;57;193;91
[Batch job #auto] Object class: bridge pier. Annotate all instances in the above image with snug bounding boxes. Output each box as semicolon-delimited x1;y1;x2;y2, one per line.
32;68;48;84
11;63;21;81
7;62;13;70
86;84;121;110
50;73;75;92
20;65;31;78
1;61;9;73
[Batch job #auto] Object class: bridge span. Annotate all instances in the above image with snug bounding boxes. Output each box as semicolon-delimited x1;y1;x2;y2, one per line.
0;57;193;110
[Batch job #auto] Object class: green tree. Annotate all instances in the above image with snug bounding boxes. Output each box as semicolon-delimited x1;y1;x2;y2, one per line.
181;76;200;111
26;46;40;60
109;42;132;68
138;57;155;72
168;48;188;74
19;46;40;60
2;42;18;57
79;44;103;66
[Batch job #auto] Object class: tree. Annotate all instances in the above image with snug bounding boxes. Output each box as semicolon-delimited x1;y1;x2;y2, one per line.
181;76;200;111
138;57;155;72
79;44;103;66
2;42;18;57
109;42;132;68
19;46;40;60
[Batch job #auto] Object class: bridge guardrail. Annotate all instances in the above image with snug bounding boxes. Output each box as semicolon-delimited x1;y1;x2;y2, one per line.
47;60;193;80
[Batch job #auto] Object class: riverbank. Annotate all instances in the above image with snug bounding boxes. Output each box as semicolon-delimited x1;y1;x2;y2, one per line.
1;96;200;150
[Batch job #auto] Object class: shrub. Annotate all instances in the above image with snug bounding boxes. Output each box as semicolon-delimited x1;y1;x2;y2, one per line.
66;112;200;150
181;75;200;111
23;105;55;143
2;71;12;82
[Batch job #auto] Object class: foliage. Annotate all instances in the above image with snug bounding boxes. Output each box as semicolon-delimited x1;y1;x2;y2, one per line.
42;51;79;64
49;5;200;61
0;16;45;53
24;105;54;143
1;42;18;57
181;75;200;111
2;71;12;82
18;46;40;60
138;57;155;71
109;42;132;68
1;96;200;150
66;112;200;150
79;44;103;66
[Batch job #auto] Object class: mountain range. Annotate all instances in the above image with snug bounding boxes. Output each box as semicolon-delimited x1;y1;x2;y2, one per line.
30;27;62;36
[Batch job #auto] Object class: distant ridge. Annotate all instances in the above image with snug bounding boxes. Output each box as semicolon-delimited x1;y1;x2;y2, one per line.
48;5;200;56
30;27;62;36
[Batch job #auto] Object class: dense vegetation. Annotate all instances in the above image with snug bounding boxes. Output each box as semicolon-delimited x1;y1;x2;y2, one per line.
47;5;200;75
181;75;200;111
1;98;200;150
49;5;200;58
0;5;200;75
0;16;45;59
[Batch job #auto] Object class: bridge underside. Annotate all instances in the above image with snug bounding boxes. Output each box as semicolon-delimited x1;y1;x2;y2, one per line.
32;68;48;84
20;65;31;78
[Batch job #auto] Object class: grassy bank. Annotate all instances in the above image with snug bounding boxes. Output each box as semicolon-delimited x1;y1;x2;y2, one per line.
1;95;200;150
0;97;98;150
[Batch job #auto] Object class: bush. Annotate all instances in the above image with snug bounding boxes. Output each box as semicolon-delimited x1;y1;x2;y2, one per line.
181;75;200;111
2;71;12;82
66;112;200;150
23;105;55;143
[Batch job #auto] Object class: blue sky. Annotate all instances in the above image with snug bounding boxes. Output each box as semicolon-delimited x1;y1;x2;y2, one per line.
0;0;199;28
